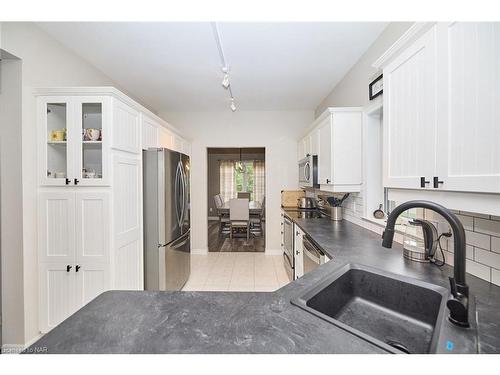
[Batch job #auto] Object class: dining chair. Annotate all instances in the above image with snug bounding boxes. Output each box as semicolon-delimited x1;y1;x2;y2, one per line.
214;195;229;235
250;196;265;235
229;198;250;240
237;192;251;199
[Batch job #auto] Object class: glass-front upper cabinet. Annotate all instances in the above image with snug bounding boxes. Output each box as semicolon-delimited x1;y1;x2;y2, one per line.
38;96;110;186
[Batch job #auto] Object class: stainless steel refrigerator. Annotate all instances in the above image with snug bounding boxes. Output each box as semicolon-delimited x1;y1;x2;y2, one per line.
143;148;190;291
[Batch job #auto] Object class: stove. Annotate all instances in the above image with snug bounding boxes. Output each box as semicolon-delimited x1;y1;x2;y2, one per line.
282;207;326;219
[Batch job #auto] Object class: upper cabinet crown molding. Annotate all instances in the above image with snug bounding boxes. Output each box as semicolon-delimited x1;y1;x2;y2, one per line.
372;22;436;70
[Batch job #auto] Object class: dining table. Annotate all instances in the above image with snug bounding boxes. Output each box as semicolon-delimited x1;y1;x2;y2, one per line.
219;200;263;215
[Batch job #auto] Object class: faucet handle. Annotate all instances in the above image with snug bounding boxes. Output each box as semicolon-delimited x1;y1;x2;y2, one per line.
449;277;458;298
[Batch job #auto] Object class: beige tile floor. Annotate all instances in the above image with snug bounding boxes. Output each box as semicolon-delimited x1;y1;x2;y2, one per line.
182;252;290;292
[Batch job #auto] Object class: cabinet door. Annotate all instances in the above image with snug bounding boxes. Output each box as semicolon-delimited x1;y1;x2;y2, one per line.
38;192;76;263
294;226;304;279
75;261;109;307
39;262;77;333
74;96;111;186
383;26;438;189
436;22;500;193
159;127;174;149
317;116;333;185
304;136;312;157
75;191;110;264
74;192;110;306
141;115;160;150
38;96;74;186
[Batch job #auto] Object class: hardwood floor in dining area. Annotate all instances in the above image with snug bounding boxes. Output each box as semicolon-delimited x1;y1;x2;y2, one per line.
208;220;265;252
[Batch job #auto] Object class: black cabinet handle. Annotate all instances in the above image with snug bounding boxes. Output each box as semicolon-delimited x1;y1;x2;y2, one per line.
420;176;430;188
75;265;81;272
65;178;71;185
74;178;79;185
433;177;444;188
66;265;72;272
326;179;330;184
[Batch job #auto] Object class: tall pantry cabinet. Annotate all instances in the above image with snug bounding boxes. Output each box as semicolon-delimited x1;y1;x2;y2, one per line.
36;87;190;333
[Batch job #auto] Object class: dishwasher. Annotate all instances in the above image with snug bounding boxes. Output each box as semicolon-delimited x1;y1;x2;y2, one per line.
302;235;329;275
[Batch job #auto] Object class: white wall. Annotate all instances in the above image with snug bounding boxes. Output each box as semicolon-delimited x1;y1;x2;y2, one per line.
315;22;413;116
162;110;314;254
0;22;121;348
0;56;23;347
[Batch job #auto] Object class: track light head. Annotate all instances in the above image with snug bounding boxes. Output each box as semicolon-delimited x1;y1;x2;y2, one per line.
222;74;230;89
230;99;236;112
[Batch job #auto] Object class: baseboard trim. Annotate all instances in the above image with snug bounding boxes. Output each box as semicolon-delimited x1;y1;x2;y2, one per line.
265;248;283;256
191;248;208;255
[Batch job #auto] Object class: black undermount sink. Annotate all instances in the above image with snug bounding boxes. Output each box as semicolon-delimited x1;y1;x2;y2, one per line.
292;264;450;354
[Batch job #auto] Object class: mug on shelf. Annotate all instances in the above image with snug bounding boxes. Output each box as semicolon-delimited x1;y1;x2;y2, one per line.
83;128;101;141
50;129;66;142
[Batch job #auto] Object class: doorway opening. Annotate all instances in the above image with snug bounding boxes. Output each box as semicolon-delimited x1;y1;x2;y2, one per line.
207;148;265;252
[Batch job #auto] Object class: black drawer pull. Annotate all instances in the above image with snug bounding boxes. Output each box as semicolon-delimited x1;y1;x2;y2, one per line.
66;265;72;272
433;177;444;188
420;176;430;188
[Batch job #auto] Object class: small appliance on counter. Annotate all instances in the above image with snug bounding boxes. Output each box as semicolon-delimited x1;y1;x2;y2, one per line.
297;197;317;209
402;219;438;262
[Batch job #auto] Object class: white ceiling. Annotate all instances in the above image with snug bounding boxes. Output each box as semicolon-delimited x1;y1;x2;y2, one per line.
37;22;387;112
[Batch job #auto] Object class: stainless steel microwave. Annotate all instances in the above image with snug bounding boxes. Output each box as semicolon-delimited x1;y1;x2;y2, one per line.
298;155;318;188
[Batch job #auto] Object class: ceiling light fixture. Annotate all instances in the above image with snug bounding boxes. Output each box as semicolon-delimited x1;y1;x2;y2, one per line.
212;22;237;112
221;73;230;89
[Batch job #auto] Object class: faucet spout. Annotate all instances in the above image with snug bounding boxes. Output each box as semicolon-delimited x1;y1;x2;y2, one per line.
382;200;470;327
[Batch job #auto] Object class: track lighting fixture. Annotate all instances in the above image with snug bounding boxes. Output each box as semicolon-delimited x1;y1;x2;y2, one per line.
212;23;237;112
222;73;230;89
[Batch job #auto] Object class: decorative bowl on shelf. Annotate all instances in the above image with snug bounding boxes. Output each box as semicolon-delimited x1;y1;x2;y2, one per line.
83;128;100;141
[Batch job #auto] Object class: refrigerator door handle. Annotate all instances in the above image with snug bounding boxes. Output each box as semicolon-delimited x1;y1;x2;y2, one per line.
174;162;182;227
171;232;190;250
180;163;187;226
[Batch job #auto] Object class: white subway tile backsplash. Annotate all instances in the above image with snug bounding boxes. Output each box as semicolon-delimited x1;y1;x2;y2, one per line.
466;245;474;260
491;269;500;286
492;236;500;254
466;259;491;282
465;230;490;250
460;211;490;219
456;214;474;231
474;217;500;237
475;248;500;270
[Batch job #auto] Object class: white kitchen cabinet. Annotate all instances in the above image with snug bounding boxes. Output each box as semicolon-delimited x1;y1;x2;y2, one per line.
316;108;363;192
38;190;110;333
383;25;437;190
141;114;160;150
38;96;112;187
435;22;500;193
39;262;77;332
382;23;500;194
294;225;304;279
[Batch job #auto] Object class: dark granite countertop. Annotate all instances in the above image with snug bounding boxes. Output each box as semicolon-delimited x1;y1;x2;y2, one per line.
26;216;500;354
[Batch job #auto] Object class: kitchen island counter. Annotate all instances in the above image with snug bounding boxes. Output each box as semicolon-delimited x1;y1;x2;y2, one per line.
26;218;500;354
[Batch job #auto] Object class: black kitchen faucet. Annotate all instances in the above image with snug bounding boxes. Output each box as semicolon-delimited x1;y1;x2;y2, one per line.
382;200;470;327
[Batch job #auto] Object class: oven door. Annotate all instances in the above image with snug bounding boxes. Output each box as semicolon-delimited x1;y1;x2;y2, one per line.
303;236;326;275
298;156;312;187
283;252;294;282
